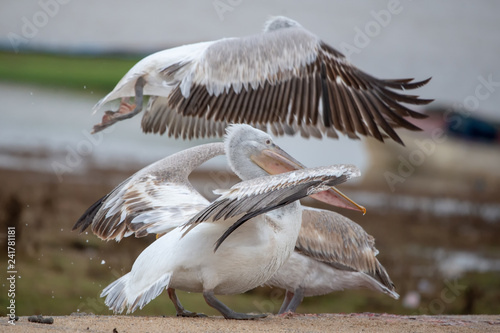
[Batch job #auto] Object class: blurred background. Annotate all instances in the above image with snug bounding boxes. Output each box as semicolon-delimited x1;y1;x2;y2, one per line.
0;0;499;317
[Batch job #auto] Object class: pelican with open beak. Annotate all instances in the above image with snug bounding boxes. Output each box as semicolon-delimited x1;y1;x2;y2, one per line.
250;141;366;214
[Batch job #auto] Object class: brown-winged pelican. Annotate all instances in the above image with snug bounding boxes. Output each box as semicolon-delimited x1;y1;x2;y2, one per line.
91;16;432;144
267;207;399;314
74;124;365;319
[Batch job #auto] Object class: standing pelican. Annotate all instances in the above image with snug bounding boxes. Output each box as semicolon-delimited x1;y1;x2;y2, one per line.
267;207;399;314
74;124;365;319
92;16;432;144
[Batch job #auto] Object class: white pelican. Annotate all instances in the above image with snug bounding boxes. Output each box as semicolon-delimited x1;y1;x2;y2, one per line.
91;16;432;145
74;124;365;319
267;207;399;314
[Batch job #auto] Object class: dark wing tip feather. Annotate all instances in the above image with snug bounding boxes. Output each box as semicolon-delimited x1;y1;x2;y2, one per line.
408;107;430;119
72;195;108;233
317;43;433;145
382;77;432;90
402;76;432;90
375;264;397;292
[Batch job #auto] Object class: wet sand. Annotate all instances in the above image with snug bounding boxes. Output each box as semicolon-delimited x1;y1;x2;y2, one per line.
4;313;499;333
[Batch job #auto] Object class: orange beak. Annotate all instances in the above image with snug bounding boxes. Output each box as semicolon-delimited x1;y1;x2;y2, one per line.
250;145;366;214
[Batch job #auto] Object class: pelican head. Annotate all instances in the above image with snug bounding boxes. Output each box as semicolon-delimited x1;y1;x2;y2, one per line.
225;124;302;181
263;16;302;32
224;124;366;213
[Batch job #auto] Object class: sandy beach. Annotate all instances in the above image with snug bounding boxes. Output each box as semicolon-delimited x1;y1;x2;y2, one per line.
4;313;499;333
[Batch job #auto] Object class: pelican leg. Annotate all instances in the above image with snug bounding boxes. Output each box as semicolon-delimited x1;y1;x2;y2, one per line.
167;288;206;317
203;290;267;320
283;288;304;313
277;290;295;314
92;76;145;133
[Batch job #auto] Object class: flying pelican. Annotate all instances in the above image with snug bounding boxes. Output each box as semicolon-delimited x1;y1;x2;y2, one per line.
91;16;432;144
266;207;399;314
74;124;365;319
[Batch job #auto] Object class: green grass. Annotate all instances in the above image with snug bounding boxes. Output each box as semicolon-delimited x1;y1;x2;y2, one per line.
0;51;141;92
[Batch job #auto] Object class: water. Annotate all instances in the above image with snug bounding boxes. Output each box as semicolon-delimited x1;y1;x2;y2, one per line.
435;249;500;279
351;191;500;223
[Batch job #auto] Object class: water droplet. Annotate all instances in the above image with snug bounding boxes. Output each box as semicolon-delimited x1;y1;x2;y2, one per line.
60;228;64;232
86;240;89;243
18;276;21;279
83;85;87;89
25;223;28;227
26;204;30;208
90;258;93;260
77;309;80;312
52;296;54;299
101;260;106;265
85;232;88;235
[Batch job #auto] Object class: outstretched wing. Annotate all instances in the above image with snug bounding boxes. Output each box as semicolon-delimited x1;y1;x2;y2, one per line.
92;24;432;144
183;164;360;251
143;27;432;144
73;175;209;241
73;143;225;241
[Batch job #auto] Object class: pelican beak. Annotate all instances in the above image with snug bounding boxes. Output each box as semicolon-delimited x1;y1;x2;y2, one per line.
309;188;366;215
251;144;306;173
251;145;366;214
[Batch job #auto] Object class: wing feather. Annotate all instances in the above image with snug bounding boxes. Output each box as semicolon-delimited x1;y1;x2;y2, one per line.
182;164;360;250
73;143;225;240
297;207;396;291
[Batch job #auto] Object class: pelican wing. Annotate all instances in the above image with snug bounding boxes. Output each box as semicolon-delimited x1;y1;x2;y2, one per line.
141;26;432;144
296;207;395;290
73;143;225;241
141;96;297;139
183;164;360;251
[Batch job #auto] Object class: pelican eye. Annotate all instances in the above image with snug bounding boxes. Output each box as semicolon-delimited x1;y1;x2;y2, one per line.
265;139;271;145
